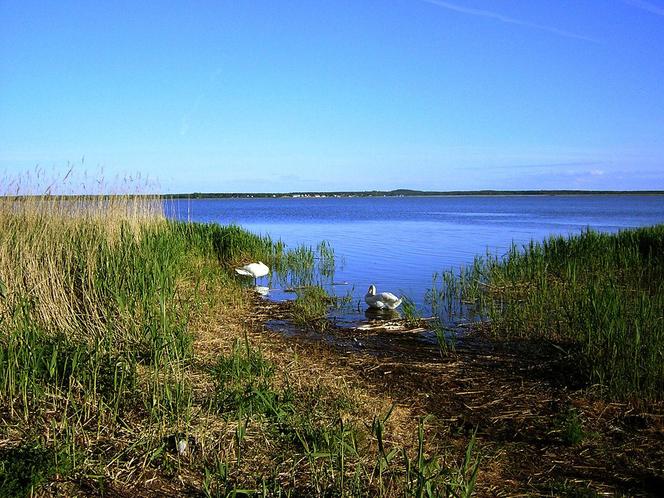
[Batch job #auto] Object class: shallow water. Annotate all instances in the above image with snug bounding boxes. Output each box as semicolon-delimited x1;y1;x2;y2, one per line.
167;195;664;322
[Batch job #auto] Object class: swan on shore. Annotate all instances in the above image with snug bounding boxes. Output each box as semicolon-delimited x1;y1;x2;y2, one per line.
364;284;402;310
235;261;269;285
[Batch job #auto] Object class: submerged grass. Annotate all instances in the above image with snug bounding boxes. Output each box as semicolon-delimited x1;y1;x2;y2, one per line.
291;286;335;330
435;225;664;400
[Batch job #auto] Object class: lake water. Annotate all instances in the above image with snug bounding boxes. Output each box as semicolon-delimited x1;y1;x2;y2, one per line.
167;195;664;320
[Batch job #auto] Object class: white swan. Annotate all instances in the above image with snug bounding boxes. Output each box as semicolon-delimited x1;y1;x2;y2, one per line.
235;261;269;285
365;284;402;310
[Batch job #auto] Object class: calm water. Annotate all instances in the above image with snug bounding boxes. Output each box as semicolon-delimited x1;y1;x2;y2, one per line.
167;195;664;318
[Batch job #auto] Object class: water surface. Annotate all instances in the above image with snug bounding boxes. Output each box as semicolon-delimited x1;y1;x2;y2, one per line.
167;195;664;319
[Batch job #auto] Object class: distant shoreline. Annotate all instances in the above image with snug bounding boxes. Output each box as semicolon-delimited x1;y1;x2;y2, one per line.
4;189;664;200
164;189;664;199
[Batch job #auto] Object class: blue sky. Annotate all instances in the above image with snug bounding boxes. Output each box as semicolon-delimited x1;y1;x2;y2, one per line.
1;0;663;193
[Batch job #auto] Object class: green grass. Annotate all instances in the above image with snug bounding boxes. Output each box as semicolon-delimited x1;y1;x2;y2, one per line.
435;225;664;400
204;334;480;497
212;336;284;418
372;407;479;498
559;408;585;446
291;286;335;330
0;443;75;498
0;206;280;430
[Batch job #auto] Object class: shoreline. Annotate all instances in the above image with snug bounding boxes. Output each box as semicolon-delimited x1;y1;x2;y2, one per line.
165;189;664;199
5;190;664;200
250;292;664;496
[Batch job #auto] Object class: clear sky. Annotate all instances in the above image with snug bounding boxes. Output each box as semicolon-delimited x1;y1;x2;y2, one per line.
1;0;663;193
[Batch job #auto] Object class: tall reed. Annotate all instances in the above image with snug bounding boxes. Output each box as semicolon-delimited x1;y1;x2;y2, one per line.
435;226;664;400
0;185;315;492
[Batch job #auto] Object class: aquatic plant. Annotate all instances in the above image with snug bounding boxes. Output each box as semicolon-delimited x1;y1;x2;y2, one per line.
271;240;336;289
291;286;334;330
401;295;420;327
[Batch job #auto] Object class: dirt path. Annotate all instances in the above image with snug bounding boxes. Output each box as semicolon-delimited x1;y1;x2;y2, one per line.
254;296;664;497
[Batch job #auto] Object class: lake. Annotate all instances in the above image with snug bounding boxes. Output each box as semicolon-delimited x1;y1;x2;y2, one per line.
167;195;664;320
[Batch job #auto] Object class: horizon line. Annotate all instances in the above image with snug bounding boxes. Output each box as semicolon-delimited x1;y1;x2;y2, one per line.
162;188;664;198
4;189;664;199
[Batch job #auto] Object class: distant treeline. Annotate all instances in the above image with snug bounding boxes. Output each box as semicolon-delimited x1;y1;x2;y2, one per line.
3;189;664;200
164;189;664;199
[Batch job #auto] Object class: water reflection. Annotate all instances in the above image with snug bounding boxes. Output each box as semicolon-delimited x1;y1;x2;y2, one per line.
254;286;270;296
364;307;401;321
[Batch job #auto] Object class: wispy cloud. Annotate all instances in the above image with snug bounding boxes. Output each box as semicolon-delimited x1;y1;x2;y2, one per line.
420;0;599;43
623;0;664;17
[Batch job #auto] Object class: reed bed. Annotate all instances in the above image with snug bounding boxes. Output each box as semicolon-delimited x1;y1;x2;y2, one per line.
432;225;664;400
0;192;268;493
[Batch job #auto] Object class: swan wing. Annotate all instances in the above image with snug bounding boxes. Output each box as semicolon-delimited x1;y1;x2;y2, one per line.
236;262;270;278
386;298;402;310
365;295;386;308
378;292;400;304
255;262;270;275
250;262;269;277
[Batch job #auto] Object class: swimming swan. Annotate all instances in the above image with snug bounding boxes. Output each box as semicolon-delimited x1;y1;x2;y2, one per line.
235;261;270;284
364;284;402;310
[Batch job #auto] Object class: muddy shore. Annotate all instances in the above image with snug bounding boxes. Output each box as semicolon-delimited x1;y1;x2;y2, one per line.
253;295;664;496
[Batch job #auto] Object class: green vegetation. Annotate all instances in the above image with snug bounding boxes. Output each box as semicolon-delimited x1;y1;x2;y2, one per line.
0;444;74;497
292;286;335;330
0;192;477;496
400;295;420;328
559;408;586;446
372;407;479;498
435;225;664;400
3;185;661;495
273;240;336;288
